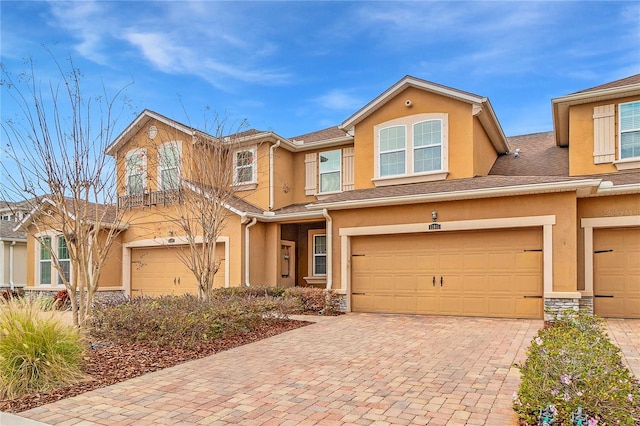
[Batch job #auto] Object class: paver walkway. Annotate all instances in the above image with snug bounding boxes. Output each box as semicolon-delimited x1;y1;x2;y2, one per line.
605;318;640;377
19;314;540;425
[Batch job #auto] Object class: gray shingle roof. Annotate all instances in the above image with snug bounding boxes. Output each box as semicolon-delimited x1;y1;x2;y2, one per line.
573;74;640;94
0;221;27;240
290;126;349;144
490;131;569;176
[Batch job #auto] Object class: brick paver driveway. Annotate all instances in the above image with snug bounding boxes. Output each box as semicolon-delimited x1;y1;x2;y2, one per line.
21;314;541;425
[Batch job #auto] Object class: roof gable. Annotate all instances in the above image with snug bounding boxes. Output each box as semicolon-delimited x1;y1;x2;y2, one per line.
552;74;640;147
106;109;196;156
340;75;509;154
340;76;485;131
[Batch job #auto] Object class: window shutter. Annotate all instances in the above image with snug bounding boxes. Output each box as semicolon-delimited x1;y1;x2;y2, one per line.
342;147;354;191
305;153;317;195
593;105;615;164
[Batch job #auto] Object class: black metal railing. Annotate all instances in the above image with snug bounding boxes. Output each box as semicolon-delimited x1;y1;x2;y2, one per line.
118;189;182;209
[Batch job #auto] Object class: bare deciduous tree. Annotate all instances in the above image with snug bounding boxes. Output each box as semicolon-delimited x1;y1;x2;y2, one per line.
153;115;258;302
1;55;132;327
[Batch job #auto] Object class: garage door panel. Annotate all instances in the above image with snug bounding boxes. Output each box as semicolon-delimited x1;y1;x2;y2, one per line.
516;299;543;318
516;252;542;270
416;296;437;314
596;252;624;271
439;297;463;315
463;253;487;271
595;298;623;318
489;253;514;269
393;296;417;313
488;298;516;317
462;275;488;292
394;275;417;292
516;275;543;294
463;297;488;316
625;298;640;317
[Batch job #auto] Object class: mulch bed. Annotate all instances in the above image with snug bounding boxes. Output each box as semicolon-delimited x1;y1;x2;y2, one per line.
0;318;309;413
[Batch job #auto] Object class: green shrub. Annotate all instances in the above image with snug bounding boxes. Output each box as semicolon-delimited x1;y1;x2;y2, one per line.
283;287;341;315
514;310;640;425
90;294;281;349
0;298;87;399
211;285;287;299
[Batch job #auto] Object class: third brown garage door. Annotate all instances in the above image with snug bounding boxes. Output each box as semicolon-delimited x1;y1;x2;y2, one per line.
351;228;543;318
594;227;640;318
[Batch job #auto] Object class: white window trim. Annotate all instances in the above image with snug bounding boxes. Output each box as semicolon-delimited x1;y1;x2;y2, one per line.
318;149;342;195
304;229;327;285
34;231;69;289
125;148;147;195
157;141;182;191
373;113;449;186
378;125;407;178
233;146;257;187
615;100;640;169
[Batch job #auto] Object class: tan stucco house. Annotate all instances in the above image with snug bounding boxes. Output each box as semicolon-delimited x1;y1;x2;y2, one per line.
0;201;30;291
22;74;640;319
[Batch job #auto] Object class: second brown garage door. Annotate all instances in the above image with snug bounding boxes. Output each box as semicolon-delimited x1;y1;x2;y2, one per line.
594;227;640;318
351;228;543;318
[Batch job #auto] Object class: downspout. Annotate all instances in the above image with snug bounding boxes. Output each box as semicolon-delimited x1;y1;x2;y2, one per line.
322;209;333;290
9;241;16;291
269;140;281;210
244;217;258;287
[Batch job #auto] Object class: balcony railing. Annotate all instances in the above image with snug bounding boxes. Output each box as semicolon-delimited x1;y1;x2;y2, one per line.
118;189;182;210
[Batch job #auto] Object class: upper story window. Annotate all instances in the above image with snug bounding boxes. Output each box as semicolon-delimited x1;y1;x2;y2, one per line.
305;147;354;196
413;120;442;173
620;101;640;160
234;147;256;185
379;126;406;177
374;113;448;186
158;142;181;191
125;149;147;195
319;149;342;193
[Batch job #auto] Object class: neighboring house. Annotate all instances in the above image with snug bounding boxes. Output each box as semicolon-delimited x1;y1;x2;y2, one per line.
18;197;124;296
0;220;27;291
0;200;31;223
21;75;640;319
0;200;31;291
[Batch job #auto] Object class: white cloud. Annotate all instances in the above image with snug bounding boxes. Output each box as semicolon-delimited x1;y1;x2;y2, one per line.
313;89;363;111
44;1;293;89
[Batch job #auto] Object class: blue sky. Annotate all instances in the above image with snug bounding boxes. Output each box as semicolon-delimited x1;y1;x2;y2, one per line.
1;1;639;140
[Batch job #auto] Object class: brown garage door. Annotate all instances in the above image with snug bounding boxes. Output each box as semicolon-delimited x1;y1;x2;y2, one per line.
351;228;543;318
594;227;640;318
131;245;226;297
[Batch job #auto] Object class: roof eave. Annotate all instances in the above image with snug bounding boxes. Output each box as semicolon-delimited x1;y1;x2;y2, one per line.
551;83;640;147
306;179;602;211
244;210;325;222
473;99;510;154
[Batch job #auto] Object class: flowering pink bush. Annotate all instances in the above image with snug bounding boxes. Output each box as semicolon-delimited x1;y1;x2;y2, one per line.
514;311;640;424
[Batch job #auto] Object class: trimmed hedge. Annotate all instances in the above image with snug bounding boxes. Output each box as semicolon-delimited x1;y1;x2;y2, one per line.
514;311;640;425
90;294;280;349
